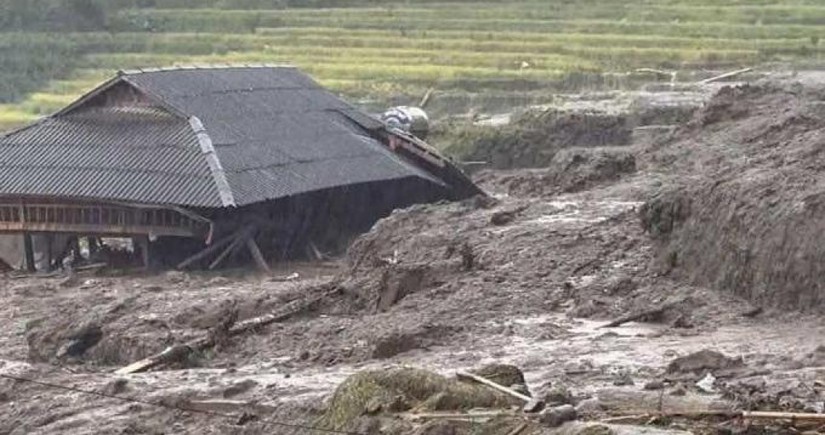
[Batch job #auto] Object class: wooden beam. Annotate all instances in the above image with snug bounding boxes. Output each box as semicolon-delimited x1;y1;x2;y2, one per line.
208;232;247;270
176;232;236;270
246;237;271;274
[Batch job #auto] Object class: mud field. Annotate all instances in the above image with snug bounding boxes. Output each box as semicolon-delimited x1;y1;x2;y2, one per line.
2;76;825;435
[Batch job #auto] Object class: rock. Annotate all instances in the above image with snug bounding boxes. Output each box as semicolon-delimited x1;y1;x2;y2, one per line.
574;424;615;435
575;397;603;415
164;271;188;284
540;404;577;427
55;322;103;359
222;379;258;398
58;274;80;289
544;384;574;405
206;276;230;286
695;373;717;394
490;210;518;226
104;378;128;396
510;383;530;397
666;349;743;375
669;383;687;396
803;401;824;414
643;380;665;391
371;332;422;359
470;364;527;389
613;372;634;386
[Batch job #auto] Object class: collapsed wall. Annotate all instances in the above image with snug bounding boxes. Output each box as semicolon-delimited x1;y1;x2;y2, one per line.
640;82;825;311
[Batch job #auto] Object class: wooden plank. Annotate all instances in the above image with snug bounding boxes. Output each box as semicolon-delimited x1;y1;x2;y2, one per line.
698;67;753;85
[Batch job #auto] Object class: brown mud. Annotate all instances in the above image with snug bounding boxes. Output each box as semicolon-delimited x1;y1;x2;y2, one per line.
2;77;825;434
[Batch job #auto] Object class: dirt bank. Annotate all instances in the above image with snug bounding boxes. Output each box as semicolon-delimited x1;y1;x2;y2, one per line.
640;81;825;310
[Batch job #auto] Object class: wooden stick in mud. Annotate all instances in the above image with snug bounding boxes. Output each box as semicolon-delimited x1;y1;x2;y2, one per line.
116;288;337;375
505;422;529;435
456;371;544;413
602;409;825;423
698;67;753;85
742;410;825;422
402;411;515;421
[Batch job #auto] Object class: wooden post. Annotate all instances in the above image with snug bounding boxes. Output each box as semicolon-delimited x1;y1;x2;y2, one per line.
134;235;150;269
45;234;53;272
23;232;35;273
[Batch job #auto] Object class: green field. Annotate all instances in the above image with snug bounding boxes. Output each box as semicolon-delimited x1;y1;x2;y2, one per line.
1;0;824;130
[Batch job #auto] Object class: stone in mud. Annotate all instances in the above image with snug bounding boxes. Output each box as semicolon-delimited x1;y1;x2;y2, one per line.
574;425;615;435
55;322;104;359
644;380;665;391
223;379;258;398
470;364;526;390
612;372;634;386
666;349;743;375
540;404;577;427
669;383;688;396
104;378;129;396
544;384;575;405
575;397;604;415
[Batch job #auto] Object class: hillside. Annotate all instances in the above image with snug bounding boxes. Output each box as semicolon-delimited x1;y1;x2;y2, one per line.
1;0;824;131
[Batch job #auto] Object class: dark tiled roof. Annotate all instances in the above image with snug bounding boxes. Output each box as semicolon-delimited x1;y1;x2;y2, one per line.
0;66;446;208
0;109;221;207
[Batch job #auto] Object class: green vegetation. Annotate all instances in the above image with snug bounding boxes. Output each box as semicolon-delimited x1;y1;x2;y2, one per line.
1;0;824;130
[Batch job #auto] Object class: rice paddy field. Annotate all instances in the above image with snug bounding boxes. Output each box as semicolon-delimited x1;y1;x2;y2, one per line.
1;0;824;130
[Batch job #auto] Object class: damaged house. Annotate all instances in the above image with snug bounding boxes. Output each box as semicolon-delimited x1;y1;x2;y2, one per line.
0;66;481;271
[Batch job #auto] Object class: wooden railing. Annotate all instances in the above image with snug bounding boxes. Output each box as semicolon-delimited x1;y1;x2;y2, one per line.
0;201;206;237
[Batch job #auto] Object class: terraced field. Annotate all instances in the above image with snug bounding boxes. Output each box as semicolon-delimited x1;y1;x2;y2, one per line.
1;0;824;130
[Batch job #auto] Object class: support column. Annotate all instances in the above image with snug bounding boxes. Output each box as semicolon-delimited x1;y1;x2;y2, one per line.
134;236;150;269
45;234;53;272
23;232;35;273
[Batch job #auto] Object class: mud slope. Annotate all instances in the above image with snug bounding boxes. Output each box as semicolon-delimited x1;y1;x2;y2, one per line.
641;81;825;311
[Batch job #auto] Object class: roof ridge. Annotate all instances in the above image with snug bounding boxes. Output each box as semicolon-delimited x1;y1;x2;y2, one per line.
188;116;237;208
119;64;297;76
